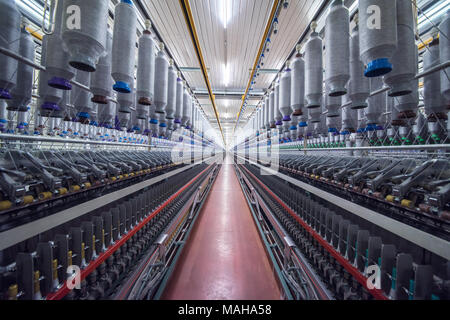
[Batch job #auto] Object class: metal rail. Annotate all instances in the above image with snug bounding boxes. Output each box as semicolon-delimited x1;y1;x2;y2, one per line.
239;155;450;261
45;163;214;300
0;133;152;148
235;164;333;300
0;159;215;251
278;144;450;152
239;163;388;300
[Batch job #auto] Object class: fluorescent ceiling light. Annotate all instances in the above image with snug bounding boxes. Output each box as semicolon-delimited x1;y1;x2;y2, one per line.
418;1;450;25
221;0;232;29
223;63;230;87
348;1;358;13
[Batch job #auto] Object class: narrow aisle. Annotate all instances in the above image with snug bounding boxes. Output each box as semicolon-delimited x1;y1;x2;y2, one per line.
162;158;282;300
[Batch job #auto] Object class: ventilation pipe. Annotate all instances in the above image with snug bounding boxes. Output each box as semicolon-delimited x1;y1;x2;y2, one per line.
117;84;135;114
46;0;75;90
279;61;293;121
137;20;156;105
325;93;341;118
181;84;191;128
290;115;298;140
154;43;169;114
264;94;270;129
394;59;419;121
158;112;167;137
357;109;366;133
166;59;177;120
366;77;385;128
136;97;149;120
274;75;282;126
439;10;450;108
325;0;350;97
358;0;397;77
174;72;184;127
17;108;30;134
8;21;34;112
111;0;137;93
149;103;158;137
308;93;323;123
99;99;116;128
39;37;63;117
257;107;262;136
0;101;7;132
0;0;21;99
383;0;416;97
255;106;260;134
423;37;446;121
341;94;357;132
305;21;323;109
349;13;370;109
62;0;109;72
117;104;130;131
326;108;341;136
413;112;428;143
91;30;113;104
72;70;92;123
291;44;305;116
269;88;275;128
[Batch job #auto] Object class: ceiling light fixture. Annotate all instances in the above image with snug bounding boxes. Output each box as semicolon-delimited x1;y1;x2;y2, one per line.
221;0;232;29
348;0;358;13
417;1;450;26
223;63;230;87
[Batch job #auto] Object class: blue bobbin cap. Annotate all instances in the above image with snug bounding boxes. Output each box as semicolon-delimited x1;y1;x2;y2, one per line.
48;77;72;90
90;121;98;126
159;123;167;128
328;127;338;133
150;119;158;124
0;88;11;99
41;102;60;111
340;130;350;135
113;81;131;93
290;125;297;130
299;122;307;127
366;123;377;131
365;58;392;77
133;126;140;131
77;112;90;119
121;0;133;5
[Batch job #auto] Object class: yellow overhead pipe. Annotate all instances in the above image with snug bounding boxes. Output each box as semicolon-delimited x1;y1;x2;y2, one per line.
179;0;226;146
234;0;280;132
26;26;43;41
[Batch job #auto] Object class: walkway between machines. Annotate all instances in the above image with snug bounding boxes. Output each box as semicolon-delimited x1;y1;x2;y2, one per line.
162;157;282;300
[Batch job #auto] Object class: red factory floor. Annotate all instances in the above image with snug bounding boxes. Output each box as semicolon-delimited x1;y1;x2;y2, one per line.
162;158;282;300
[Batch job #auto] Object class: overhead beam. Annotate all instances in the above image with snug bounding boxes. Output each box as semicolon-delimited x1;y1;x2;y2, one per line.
178;0;226;146
233;0;281;132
